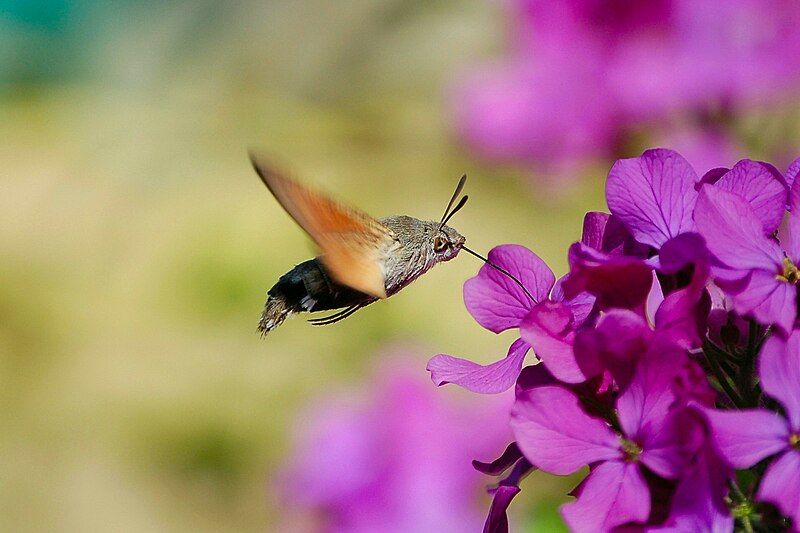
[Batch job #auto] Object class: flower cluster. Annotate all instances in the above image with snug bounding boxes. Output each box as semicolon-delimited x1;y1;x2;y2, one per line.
454;0;800;182
277;352;512;532
429;149;800;531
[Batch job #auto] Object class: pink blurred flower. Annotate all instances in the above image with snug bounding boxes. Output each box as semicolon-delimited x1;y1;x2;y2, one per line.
277;351;512;533
454;0;800;180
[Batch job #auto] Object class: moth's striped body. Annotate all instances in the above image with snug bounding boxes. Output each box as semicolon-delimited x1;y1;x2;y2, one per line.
258;215;464;334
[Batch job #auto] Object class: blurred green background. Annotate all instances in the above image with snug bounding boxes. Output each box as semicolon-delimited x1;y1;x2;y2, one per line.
0;1;605;530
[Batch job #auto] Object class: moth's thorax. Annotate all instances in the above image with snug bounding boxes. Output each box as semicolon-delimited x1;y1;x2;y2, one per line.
378;215;465;294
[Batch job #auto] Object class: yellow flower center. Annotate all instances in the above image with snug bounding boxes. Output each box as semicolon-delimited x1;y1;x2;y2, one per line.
791;433;800;449
620;438;642;462
776;257;800;284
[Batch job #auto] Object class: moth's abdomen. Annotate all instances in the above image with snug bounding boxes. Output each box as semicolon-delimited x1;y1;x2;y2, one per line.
258;295;292;335
258;258;370;334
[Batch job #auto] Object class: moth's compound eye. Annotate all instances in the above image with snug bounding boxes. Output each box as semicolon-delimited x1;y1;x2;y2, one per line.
433;235;448;252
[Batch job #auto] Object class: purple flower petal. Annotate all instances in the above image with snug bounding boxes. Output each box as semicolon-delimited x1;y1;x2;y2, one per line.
700;407;790;468
714;159;788;234
654;286;710;351
520;301;586;384
697;167;729;187
694;185;783;273
464;245;555;333
483;485;521;533
759;334;800;431
581;211;613;250
473;442;523;476
786;157;800;189
427;338;530;394
616;344;685;439
551;275;596;326
654;234;711;350
648;447;733;533
573;310;651;388
756;450;800;528
565;242;653;311
606;149;698;249
580;211;638;254
782;177;800;264
728;270;796;333
656;232;709;276
561;461;649;532
514;363;558;394
511;385;620;474
639;410;703;480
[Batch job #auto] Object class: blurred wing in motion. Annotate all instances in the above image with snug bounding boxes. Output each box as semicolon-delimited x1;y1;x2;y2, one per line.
250;151;392;298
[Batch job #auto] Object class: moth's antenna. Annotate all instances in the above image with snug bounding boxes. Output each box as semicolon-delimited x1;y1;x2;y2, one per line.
439;174;467;227
461;245;538;304
442;195;468;227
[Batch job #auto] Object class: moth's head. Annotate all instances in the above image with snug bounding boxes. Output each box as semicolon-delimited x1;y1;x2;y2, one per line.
430;173;469;262
432;223;465;262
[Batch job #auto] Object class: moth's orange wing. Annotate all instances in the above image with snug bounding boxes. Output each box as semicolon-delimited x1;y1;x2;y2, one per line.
250;152;392;299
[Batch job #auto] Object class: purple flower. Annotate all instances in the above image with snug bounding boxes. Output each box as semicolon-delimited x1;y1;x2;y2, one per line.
702;332;800;527
510;347;703;531
427;245;593;393
694;171;795;332
278;354;512;532
565;150;708;315
453;0;800;181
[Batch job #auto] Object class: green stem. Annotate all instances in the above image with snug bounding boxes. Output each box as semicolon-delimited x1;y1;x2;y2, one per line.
740;321;764;406
703;340;746;408
729;480;755;533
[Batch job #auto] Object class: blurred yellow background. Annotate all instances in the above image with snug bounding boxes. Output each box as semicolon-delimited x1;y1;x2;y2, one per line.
0;1;606;530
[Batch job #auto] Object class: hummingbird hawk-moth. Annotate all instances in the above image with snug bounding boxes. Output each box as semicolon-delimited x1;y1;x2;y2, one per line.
250;152;531;335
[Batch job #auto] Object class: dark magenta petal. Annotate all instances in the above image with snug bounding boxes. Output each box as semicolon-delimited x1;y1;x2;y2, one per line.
511;385;619;475
696;167;730;187
520;301;586;384
714;159;788;234
482;485;521;533
561;461;649;532
473;442;522;476
672;357;717;407
580;211;639;254
654;286;711;351
758;334;800;431
427;338;530;394
616;343;687;438
464;245;555;333
573;309;651;388
654;234;711;350
649;447;733;532
756;450;800;528
699;407;789;468
694;185;783;272
514;363;558;394
565;242;653;311
581;211;613;250
656;233;709;276
606;149;698;249
639;410;704;479
481;458;533;533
